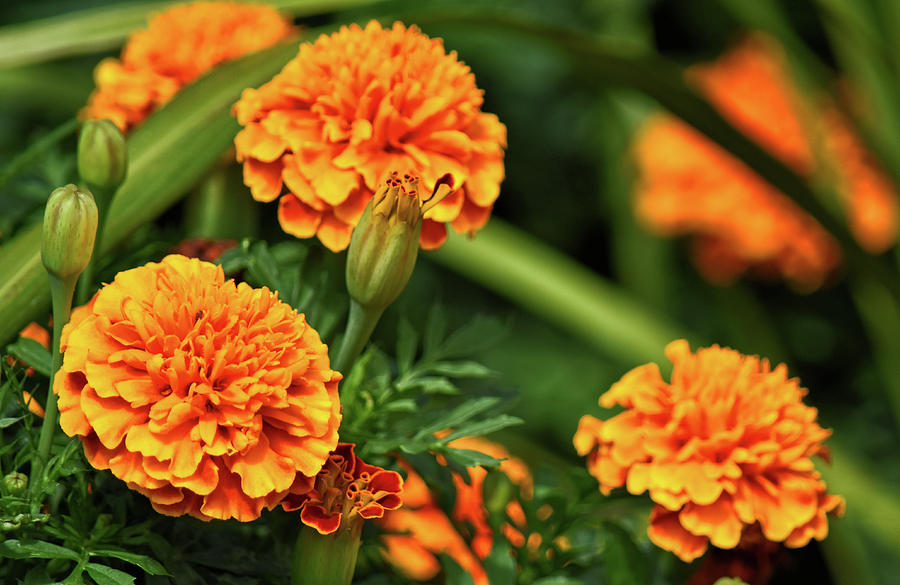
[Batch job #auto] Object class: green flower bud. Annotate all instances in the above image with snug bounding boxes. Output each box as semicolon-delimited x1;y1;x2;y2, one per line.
77;119;127;193
346;172;453;312
3;472;28;496
42;185;98;281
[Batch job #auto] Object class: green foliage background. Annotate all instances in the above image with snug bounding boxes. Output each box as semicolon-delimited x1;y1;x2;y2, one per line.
1;0;900;584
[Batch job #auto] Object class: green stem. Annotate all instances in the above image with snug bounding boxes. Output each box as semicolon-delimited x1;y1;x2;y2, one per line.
76;185;112;306
291;522;362;585
29;274;75;507
332;300;383;375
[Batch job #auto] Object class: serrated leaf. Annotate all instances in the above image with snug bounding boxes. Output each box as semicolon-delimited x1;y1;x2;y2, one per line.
395;318;417;375
0;417;22;429
442;448;503;469
89;549;168;576
422;305;447;358
429;361;494;378
439;315;508;359
381;399;417;413
437;415;523;444
0;539;81;561
412;396;501;440
84;564;135;585
23;565;64;585
6;337;51;377
398;375;459;395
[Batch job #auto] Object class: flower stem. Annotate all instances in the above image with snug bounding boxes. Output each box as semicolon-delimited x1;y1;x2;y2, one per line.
76;185;111;306
290;522;362;585
29;274;75;507
332;300;383;375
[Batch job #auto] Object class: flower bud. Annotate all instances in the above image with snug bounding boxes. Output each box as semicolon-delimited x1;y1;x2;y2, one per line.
346;172;453;312
3;472;28;496
77;119;127;193
42;185;98;281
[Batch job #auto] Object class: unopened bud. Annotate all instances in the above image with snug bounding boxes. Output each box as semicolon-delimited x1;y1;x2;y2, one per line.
3;472;28;496
346;172;453;311
77;119;127;193
42;185;98;280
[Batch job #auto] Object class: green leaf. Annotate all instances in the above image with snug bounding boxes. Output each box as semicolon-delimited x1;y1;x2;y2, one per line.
0;539;81;561
429;361;494;378
442;448;503;469
483;540;515;585
84;564;135;585
395;318;417;375
6;337;52;377
0;417;22;429
441;555;477;585
89;549;168;576
437;415;524;443
532;578;584;585
397;375;459;395
413;396;501;440
0;0;380;68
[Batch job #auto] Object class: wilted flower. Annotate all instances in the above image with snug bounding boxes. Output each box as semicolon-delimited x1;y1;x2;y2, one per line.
379;437;532;585
633;35;898;289
233;20;506;252
82;2;294;132
282;443;403;534
574;340;844;562
55;255;341;521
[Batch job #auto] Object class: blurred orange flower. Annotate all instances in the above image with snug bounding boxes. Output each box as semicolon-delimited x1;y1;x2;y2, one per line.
82;2;294;132
633;35;898;289
55;255;341;521
282;443;403;534
574;340;844;562
233;20;506;252
379;437;532;585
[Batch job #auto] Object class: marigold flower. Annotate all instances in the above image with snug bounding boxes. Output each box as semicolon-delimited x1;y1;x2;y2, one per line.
574;340;844;562
281;443;403;534
379;437;532;585
82;2;295;132
633;35;898;289
55;254;341;521
233;20;506;252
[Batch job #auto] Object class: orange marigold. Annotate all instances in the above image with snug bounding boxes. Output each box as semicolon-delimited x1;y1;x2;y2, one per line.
574;340;844;562
633;35;899;289
82;2;295;132
233;20;507;252
281;443;403;534
379;437;532;585
55;254;341;521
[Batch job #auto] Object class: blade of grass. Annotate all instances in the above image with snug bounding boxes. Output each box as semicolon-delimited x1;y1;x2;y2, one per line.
0;0;381;69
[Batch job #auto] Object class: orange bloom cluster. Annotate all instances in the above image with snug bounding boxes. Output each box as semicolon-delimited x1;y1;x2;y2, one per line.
233;20;506;252
55;255;342;521
574;340;844;562
633;36;899;289
379;437;532;585
83;2;294;132
282;443;403;534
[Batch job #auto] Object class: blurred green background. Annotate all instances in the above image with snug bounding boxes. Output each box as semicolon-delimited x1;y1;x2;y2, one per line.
2;1;900;584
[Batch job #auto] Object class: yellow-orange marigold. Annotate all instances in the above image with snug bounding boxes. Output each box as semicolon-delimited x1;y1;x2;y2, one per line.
633;35;898;289
574;340;844;562
233;20;506;252
55;254;341;521
82;2;294;132
379;437;532;585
